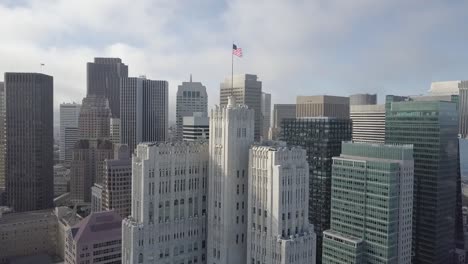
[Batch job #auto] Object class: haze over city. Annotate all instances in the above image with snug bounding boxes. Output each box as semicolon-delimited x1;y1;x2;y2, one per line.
1;0;468;117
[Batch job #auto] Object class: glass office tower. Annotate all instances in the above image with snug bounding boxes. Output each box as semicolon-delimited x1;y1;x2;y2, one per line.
280;117;352;263
385;100;459;264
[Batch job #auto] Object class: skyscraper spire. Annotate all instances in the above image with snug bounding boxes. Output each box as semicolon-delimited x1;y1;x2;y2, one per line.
190;73;192;82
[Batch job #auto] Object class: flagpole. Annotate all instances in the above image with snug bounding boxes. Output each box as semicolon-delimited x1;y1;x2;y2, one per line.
231;43;234;95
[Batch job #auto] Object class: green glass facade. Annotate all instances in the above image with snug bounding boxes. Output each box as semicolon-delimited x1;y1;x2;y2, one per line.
322;142;414;264
280;117;352;263
385;100;458;264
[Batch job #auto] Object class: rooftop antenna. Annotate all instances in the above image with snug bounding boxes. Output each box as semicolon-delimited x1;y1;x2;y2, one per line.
190;74;192;82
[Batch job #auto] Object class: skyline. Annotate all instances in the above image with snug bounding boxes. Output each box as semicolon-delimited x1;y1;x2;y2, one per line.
1;0;468;122
1;2;467;264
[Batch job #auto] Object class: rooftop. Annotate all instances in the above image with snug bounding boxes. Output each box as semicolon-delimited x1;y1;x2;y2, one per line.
0;209;55;223
70;210;122;243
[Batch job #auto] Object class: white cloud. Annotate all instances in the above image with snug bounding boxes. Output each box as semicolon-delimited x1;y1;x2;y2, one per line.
0;0;467;124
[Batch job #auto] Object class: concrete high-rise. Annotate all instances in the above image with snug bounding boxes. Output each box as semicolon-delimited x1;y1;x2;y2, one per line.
207;97;255;264
386;100;459;264
349;93;377;105
429;80;461;96
176;77;208;140
110;117;120;144
78;95;111;140
350;104;385;143
102;144;131;218
261;92;271;139
53;164;69;197
220;74;262;141
183;112;209;142
122;142;209;264
280;117;352;263
4;73;53;212
69;139;114;203
90;183;103;213
121;76;168;152
59;103;81;163
248;141;317;264
86;57;128;118
322;142;414;264
69;93;113;204
296;95;349;118
270;104;296;140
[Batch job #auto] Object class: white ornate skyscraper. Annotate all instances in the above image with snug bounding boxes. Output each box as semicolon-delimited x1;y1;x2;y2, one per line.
122;141;209;264
248;142;317;264
207;97;255;264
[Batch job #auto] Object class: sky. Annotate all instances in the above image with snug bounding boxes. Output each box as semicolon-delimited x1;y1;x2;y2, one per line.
1;0;468;123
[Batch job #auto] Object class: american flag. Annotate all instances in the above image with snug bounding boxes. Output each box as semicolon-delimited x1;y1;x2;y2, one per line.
232;44;243;57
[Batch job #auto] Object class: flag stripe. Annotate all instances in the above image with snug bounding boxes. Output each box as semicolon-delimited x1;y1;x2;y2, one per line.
233;48;243;57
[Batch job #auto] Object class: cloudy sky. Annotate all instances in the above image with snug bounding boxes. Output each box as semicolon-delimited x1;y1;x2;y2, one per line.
1;0;468;122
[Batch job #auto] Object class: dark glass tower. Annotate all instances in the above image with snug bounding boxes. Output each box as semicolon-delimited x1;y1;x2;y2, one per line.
280;117;352;264
120;77;168;152
87;57;128;118
4;73;54;212
386;100;458;264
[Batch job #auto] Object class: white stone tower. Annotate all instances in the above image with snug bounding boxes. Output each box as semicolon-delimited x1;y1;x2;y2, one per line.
207;96;255;264
247;141;317;264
